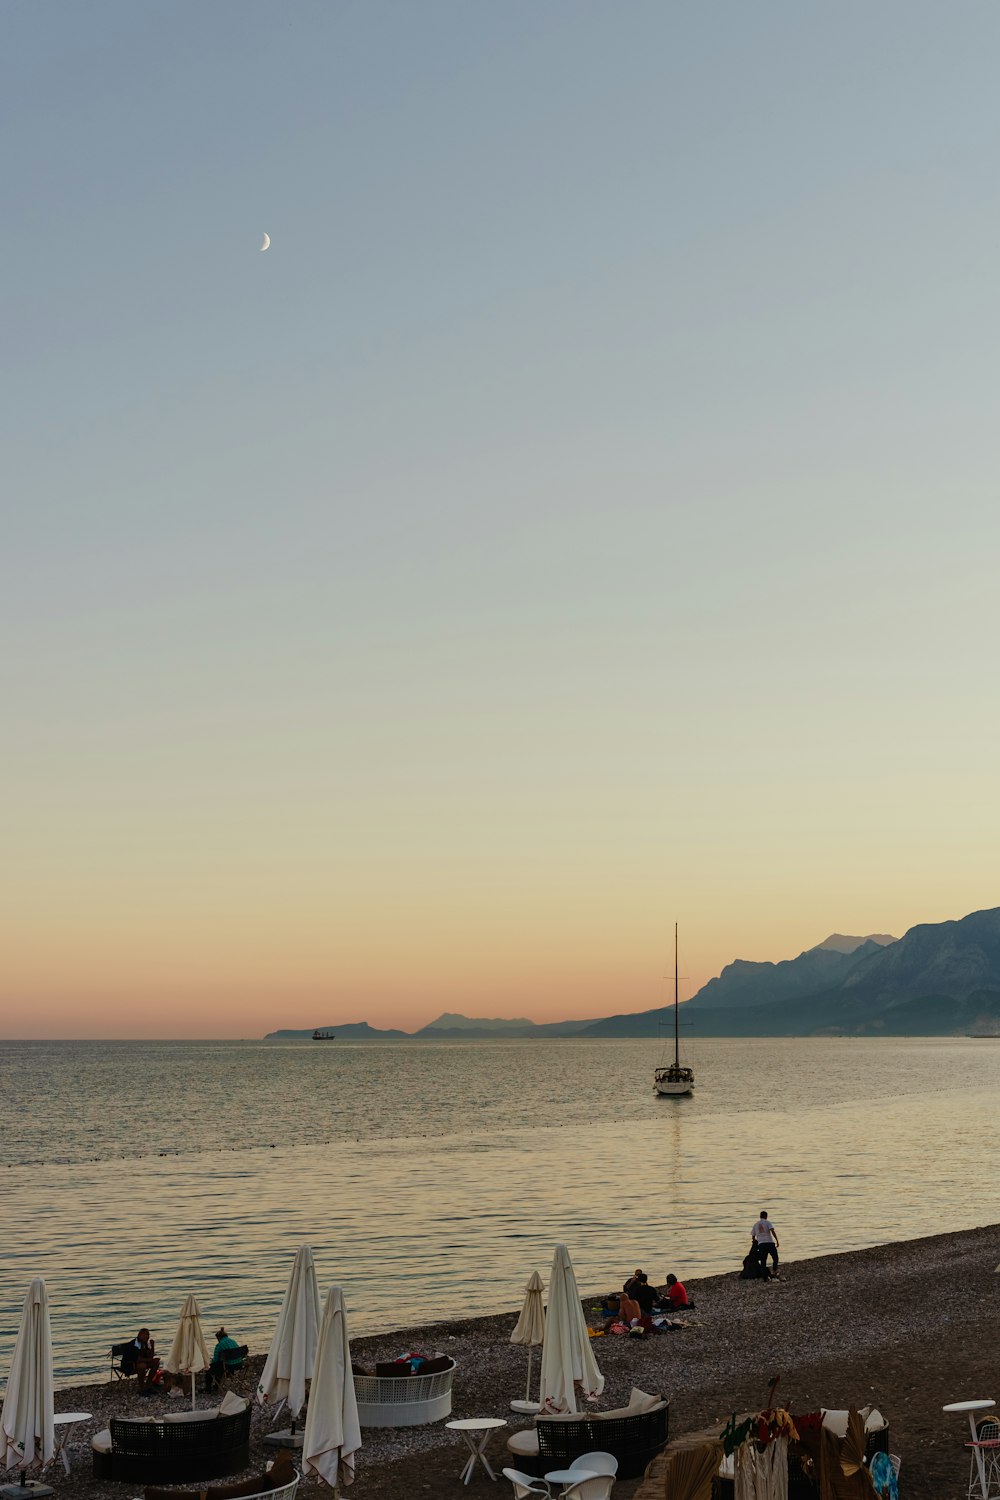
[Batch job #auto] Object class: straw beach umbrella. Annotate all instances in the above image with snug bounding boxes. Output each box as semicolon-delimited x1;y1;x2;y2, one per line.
509;1270;545;1412
257;1245;322;1429
302;1286;361;1495
1;1278;54;1473
163;1295;211;1410
538;1243;603;1415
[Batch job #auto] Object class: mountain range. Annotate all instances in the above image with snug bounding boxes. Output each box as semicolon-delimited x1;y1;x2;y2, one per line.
264;905;1000;1039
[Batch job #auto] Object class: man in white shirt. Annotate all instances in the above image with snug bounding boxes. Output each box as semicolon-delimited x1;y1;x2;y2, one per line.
752;1210;779;1273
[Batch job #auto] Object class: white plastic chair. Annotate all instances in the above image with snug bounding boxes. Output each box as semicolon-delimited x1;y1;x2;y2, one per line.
560;1474;616;1500
559;1454;617;1500
568;1452;618;1477
502;1466;551;1498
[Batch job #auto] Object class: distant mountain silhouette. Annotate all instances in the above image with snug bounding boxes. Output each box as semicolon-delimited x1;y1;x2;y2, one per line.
266;1013;590;1040
685;941;884;1011
834;907;1000;1016
264;909;1000;1039
582;907;1000;1036
265;1021;409;1039
419;1011;536;1033
583;938;902;1035
417;1013;592;1038
811;933;896;954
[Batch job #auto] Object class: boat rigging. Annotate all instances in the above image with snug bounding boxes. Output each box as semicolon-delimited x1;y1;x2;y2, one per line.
654;923;695;1096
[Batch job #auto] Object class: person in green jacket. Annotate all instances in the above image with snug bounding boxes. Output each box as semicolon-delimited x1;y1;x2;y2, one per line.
205;1326;244;1390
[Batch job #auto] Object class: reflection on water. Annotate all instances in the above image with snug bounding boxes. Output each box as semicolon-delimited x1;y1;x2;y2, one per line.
0;1037;994;1384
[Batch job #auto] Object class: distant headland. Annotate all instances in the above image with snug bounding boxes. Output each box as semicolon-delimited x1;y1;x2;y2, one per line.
265;905;1000;1040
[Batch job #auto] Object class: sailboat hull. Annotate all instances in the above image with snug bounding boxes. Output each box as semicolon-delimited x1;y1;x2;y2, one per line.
654;1067;695;1097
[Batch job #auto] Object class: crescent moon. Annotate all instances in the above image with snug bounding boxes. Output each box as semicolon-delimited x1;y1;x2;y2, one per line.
260;233;270;252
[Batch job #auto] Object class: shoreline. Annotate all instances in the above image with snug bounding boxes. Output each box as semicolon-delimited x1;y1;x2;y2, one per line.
23;1221;1000;1498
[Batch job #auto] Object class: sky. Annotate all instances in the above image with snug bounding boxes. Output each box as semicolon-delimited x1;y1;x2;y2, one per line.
3;3;999;1038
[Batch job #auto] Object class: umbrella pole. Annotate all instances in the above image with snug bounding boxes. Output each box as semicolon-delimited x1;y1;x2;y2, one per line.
525;1347;533;1403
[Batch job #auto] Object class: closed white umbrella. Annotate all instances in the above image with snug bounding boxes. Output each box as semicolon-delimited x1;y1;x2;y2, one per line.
538;1243;603;1415
257;1245;322;1425
509;1271;545;1411
302;1286;361;1495
1;1278;54;1473
163;1295;211;1410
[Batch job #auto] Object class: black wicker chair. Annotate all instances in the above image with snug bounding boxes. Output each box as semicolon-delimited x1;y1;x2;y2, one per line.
92;1403;252;1483
534;1401;670;1480
109;1339;138;1383
206;1343;250;1391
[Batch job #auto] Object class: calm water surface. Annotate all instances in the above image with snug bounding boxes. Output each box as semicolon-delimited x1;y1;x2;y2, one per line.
0;1037;996;1385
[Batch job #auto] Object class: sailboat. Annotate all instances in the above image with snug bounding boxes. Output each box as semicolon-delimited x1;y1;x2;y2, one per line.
654;923;695;1096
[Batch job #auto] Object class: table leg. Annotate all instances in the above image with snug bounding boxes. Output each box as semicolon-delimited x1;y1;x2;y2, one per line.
969;1415;989;1500
478;1435;498;1481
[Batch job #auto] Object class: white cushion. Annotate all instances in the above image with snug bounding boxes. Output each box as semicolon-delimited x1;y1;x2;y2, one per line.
218;1390;248;1417
507;1430;539;1457
91;1428;112;1453
591;1394;666;1422
822;1406;886;1437
161;1408;218;1425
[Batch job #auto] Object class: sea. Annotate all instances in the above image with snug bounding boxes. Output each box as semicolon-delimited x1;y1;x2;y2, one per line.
1;1036;996;1387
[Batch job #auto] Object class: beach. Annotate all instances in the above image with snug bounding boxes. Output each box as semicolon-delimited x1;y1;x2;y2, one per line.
24;1222;999;1498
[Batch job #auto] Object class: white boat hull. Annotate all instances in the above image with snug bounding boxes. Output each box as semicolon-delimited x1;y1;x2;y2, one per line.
654;1067;695;1097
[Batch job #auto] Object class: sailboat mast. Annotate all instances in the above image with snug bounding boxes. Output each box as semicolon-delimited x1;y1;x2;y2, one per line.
674;922;679;1067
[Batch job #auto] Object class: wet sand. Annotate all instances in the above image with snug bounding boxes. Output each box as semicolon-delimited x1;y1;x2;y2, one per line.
25;1223;1000;1498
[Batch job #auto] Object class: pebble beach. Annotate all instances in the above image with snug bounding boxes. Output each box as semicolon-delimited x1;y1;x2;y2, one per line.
24;1223;999;1499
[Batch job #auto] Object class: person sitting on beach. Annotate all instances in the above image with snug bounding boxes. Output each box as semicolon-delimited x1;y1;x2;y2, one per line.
739;1240;770;1280
631;1273;658;1315
622;1268;645;1299
205;1326;245;1391
663;1273;693;1310
132;1328;160;1389
604;1290;642;1333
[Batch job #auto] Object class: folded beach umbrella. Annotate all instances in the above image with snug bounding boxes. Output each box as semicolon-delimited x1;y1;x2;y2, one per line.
538;1243;603;1415
1;1277;54;1472
302;1285;362;1495
257;1244;322;1421
163;1294;211;1410
509;1270;545;1408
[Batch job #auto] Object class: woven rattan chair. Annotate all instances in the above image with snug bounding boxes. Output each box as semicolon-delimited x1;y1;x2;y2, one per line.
535;1404;668;1481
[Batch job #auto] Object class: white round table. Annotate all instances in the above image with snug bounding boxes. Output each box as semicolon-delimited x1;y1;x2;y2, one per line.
446;1418;507;1484
545;1469;597;1494
943;1399;996;1500
51;1412;92;1475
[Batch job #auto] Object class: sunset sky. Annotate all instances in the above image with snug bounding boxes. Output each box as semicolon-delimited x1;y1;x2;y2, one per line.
3;4;999;1038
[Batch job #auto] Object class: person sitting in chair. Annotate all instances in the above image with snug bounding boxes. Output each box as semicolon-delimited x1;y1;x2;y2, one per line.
205;1326;245;1390
133;1328;160;1389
